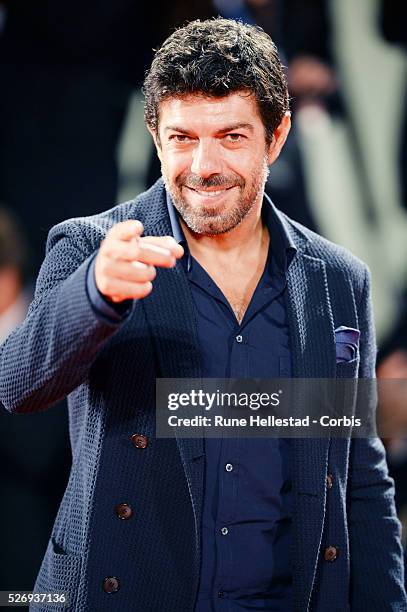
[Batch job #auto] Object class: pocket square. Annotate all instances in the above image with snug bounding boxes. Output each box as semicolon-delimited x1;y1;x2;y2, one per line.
335;326;360;363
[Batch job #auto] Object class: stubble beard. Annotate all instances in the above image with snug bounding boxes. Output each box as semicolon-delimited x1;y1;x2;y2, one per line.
161;157;270;236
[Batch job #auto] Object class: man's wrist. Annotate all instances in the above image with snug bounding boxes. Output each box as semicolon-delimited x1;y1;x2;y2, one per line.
86;253;134;323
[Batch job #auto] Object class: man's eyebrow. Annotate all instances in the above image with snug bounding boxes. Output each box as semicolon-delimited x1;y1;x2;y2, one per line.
163;123;254;134
164;126;191;134
216;123;254;134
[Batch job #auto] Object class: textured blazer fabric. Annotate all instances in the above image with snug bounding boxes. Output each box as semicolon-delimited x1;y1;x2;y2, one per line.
0;178;406;612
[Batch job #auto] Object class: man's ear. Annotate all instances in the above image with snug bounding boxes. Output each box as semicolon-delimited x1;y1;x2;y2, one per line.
267;112;291;166
147;126;162;162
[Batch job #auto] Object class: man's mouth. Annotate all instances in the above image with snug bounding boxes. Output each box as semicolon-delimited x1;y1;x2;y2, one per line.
184;186;235;198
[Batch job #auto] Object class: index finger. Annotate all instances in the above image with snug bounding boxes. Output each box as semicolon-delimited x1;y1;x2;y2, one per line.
139;236;184;259
110;220;144;241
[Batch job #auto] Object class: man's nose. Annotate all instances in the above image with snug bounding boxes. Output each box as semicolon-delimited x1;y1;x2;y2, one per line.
190;139;222;178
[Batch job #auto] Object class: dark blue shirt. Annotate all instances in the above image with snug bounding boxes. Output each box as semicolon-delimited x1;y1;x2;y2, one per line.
87;191;297;612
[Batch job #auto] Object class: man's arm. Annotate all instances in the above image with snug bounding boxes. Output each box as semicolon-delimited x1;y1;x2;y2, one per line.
0;218;183;414
0;222;126;413
348;266;407;610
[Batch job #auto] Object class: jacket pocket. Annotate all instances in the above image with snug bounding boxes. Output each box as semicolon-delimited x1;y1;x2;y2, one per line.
32;539;82;611
336;356;359;379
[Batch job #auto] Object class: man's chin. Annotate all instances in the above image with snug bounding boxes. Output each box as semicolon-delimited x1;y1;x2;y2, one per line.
179;211;245;236
171;193;228;227
169;185;253;235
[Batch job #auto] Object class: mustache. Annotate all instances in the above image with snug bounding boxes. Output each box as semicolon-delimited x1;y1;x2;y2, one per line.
177;174;244;190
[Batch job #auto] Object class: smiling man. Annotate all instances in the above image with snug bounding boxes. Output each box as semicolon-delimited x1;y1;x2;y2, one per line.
0;18;406;612
155;95;274;236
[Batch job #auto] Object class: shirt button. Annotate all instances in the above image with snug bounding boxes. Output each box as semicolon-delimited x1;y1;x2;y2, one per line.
221;526;229;535
103;576;120;593
225;463;233;472
236;335;243;343
218;591;224;598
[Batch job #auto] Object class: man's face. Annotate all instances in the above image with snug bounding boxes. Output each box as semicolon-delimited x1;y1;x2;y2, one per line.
151;92;289;235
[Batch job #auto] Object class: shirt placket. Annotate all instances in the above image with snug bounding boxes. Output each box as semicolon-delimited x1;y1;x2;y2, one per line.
213;435;242;605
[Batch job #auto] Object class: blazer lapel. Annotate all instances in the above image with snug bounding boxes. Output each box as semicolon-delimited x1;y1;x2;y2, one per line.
285;246;336;611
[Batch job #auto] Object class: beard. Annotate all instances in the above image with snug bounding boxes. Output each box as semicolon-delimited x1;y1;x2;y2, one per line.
161;157;270;236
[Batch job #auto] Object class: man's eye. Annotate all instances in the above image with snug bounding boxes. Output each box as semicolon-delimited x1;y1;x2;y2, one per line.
170;135;191;142
225;133;244;142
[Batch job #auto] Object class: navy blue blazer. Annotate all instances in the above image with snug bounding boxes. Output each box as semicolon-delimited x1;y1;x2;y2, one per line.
0;178;406;611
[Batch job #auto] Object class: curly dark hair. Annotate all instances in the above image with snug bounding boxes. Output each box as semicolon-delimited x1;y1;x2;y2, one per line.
143;18;289;145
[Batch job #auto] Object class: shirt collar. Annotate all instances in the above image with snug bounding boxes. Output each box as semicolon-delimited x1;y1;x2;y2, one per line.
165;189;297;272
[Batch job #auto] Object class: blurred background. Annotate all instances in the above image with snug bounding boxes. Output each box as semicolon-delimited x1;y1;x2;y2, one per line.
0;0;407;603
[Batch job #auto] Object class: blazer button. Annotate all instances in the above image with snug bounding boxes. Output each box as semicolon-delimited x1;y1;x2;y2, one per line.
131;433;148;449
115;503;133;520
326;473;333;489
103;576;120;593
324;546;339;562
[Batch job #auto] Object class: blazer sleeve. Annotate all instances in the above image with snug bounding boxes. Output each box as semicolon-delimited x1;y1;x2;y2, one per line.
348;265;407;610
0;220;128;414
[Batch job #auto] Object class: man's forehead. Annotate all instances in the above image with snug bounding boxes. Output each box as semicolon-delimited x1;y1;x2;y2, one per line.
157;91;262;129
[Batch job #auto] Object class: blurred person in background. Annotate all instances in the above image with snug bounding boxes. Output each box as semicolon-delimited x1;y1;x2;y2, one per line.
248;0;341;231
377;296;407;515
377;307;407;592
376;0;407;533
0;208;30;342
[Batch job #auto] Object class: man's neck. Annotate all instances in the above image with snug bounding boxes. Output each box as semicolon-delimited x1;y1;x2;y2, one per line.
179;199;270;323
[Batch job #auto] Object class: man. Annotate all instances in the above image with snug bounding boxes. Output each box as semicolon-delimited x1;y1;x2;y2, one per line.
0;18;405;612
